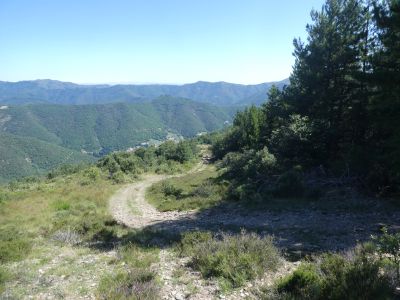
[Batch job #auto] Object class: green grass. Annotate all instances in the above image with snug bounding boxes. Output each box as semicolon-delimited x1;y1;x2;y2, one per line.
0;266;10;294
0;159;194;298
96;243;160;300
147;165;226;211
0;167;121;265
177;231;281;291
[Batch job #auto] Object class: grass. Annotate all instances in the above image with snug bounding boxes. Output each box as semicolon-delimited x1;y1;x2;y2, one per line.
0;167;125;298
177;230;281;291
0;266;10;294
0;162;191;299
146;165;226;211
96;243;160;300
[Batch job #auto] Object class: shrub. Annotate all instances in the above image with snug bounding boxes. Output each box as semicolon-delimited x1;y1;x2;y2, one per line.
0;189;11;204
83;166;101;181
0;266;10;294
180;231;281;290
161;182;183;198
373;227;400;282
178;231;213;256
118;244;159;269
47;163;89;179
277;263;322;300
275;245;392;300
0;227;31;263
272;170;305;198
111;170;128;184
97;242;160;300
53;200;71;211
97;269;159;300
191;180;214;198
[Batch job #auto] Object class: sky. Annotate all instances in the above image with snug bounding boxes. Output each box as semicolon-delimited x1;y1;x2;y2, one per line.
0;0;325;85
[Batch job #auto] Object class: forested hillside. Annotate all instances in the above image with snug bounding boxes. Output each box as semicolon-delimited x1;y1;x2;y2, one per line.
213;0;400;198
0;79;288;106
0;96;235;182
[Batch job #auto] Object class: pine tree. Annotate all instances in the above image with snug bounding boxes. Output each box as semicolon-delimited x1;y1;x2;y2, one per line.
288;0;370;170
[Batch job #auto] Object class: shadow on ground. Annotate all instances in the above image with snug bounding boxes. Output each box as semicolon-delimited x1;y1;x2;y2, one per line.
93;196;400;260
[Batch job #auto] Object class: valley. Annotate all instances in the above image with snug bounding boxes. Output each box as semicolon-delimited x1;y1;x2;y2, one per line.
0;96;236;182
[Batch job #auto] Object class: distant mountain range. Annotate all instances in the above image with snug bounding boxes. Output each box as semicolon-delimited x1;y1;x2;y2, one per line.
0;96;236;182
0;78;289;181
0;79;289;106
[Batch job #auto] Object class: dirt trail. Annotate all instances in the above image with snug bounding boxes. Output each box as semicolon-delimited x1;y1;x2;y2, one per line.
109;162;223;299
109;163;205;229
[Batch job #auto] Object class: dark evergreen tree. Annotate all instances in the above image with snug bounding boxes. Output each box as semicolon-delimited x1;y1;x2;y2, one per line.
288;0;370;170
368;0;400;193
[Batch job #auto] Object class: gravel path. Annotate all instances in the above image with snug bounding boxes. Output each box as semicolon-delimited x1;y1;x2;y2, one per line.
109;163;205;229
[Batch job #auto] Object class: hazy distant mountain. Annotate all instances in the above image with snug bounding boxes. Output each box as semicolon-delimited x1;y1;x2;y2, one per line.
0;96;236;182
0;79;289;106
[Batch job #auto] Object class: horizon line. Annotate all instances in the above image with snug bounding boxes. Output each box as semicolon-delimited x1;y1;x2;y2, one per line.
0;77;290;86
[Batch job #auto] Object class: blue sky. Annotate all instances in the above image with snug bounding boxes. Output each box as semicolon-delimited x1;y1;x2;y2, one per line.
0;0;325;84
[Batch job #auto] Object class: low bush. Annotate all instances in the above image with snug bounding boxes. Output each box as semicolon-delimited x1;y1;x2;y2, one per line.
161;182;183;198
272;170;305;198
179;231;281;290
0;266;10;294
274;245;392;300
0;227;31;263
47;163;89;179
98;140;199;178
147;166;225;211
111;170;129;184
97;242;160;300
191;180;214;197
97;269;159;300
53;199;71;211
277;263;321;299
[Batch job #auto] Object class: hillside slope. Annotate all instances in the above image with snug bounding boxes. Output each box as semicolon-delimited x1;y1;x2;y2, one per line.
0;133;94;183
0;79;288;106
0;97;235;181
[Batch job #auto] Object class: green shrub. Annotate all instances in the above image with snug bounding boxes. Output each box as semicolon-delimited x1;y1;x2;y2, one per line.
97;241;160;300
178;231;213;256
191;180;214;198
53;200;71;211
277;263;322;300
47;163;89;179
0;189;11;205
118;244;159;269
0;266;10;294
111;170;128;184
275;245;392;300
97;269;159;300
83;166;101;181
0;227;31;263
180;231;281;290
273;170;305;198
373;227;400;282
98;140;199;179
161;182;183;198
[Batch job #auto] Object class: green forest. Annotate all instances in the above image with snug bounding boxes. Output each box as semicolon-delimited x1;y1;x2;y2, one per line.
213;0;400;198
0;96;235;182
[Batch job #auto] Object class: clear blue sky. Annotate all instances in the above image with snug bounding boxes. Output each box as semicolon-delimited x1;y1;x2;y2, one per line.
0;0;325;84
